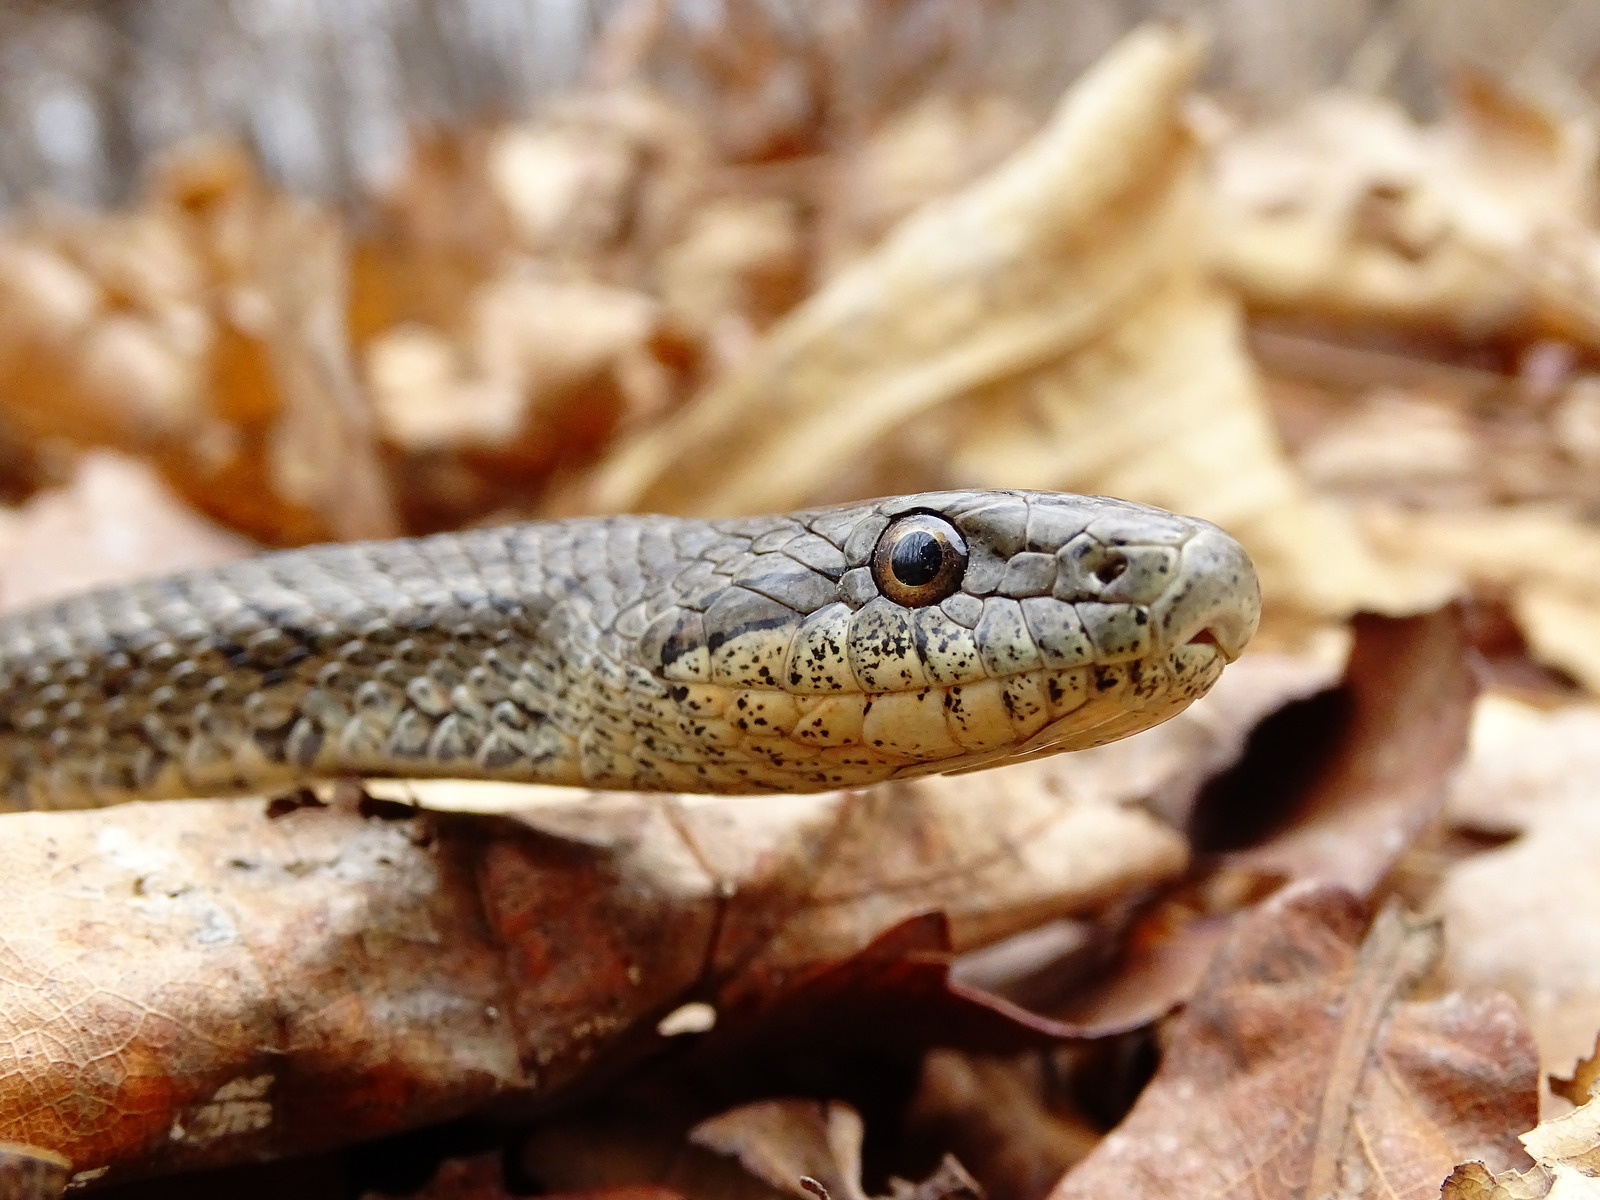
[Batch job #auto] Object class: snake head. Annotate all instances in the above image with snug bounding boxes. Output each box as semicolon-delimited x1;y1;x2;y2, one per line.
635;489;1259;792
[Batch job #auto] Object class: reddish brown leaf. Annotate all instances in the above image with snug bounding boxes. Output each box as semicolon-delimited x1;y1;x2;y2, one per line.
1047;883;1538;1200
0;762;1182;1184
1209;605;1478;896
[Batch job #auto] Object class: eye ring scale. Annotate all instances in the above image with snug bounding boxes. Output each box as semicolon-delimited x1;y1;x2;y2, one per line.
871;512;969;607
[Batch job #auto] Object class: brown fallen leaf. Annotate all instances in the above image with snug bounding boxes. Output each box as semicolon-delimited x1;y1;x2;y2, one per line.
1041;608;1475;1044
690;1099;982;1200
1208;605;1478;897
581;22;1213;519
1047;883;1538;1200
365;1150;690;1200
365;1151;517;1200
816;92;1033;267
365;277;662;456
0;145;399;549
519;1103;792;1200
517;1094;981;1200
0;212;206;456
217;194;399;544
0;760;1183;1185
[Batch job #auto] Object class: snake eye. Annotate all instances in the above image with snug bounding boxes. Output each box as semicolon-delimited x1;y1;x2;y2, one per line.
871;513;968;607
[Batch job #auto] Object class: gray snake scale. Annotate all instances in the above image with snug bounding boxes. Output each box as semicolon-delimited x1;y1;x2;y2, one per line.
0;490;1260;810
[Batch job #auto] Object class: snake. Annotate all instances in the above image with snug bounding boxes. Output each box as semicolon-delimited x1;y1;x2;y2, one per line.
0;490;1259;811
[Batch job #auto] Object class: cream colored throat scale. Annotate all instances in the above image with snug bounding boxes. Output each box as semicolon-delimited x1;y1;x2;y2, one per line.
0;490;1260;810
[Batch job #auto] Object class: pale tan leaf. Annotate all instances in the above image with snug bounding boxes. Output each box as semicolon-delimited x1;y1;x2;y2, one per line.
581;24;1209;518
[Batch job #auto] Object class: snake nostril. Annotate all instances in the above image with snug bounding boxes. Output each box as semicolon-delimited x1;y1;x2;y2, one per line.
1093;553;1127;585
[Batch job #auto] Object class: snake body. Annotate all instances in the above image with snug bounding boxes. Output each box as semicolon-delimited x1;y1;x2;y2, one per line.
0;490;1259;810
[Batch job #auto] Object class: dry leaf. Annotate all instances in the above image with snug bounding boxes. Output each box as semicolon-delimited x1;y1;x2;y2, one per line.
229;197;399;544
367;279;660;454
1048;884;1538;1200
820;93;1033;265
903;1050;1100;1200
1211;606;1478;895
0;761;1183;1183
366;1150;676;1200
581;24;1213;518
0;144;398;549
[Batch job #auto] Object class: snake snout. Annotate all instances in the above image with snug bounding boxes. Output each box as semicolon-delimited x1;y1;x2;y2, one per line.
1157;525;1261;662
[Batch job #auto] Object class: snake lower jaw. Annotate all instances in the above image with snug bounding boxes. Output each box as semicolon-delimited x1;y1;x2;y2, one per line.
898;638;1232;783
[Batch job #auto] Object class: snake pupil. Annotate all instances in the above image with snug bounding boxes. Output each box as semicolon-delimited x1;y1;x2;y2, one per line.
891;531;943;586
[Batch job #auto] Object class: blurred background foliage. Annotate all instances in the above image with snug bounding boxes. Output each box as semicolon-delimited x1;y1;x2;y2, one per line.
3;0;1598;210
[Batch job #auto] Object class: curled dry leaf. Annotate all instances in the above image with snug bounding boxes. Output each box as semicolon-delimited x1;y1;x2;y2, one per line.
583;23;1214;518
0;759;1183;1184
1048;883;1538;1200
1213;605;1478;896
579;22;1449;621
1437;701;1600;1094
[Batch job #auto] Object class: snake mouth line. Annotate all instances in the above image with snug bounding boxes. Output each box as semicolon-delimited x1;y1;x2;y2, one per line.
1177;613;1254;663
